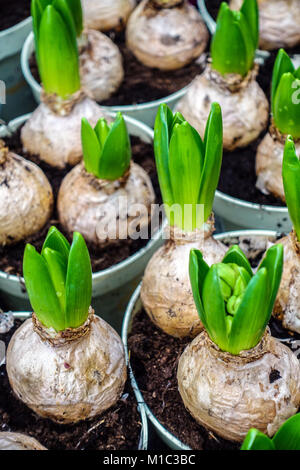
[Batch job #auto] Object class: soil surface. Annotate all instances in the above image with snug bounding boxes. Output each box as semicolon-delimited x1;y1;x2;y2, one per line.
0;0;31;32
0;319;141;450
0;128;161;276
128;235;300;450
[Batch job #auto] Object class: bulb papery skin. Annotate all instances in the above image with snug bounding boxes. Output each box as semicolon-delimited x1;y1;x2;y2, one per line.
82;0;136;31
256;129;300;202
6;312;127;424
0;150;53;246
273;231;300;334
57;162;155;247
0;433;47;450
21;94;109;168
177;330;300;442
230;0;300;50
176;65;268;151
126;0;209;71
80;30;124;102
140;216;227;338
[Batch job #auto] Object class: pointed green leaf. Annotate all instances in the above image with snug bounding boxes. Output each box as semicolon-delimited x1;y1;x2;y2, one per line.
94;118;111;153
258;244;283;323
240;0;259;49
211;3;249;76
52;0;77;44
222;245;253;276
271;49;295;112
282;136;300;240
23;244;65;331
241;429;275;450
38;5;80;98
169;121;204;231
98;113;131;180
199;102;223;223
154;104;174;208
42;248;67;315
81;117;101;177
273;72;300;138
66;0;83;36
228;268;269;354
65;232;92;328
189;250;209;328
42;226;70;264
273;414;300;450
202;265;228;350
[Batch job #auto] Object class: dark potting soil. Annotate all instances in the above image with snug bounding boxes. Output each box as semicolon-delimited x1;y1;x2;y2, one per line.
0;0;31;32
0;319;141;450
29;29;206;106
0;127;161;277
128;235;300;450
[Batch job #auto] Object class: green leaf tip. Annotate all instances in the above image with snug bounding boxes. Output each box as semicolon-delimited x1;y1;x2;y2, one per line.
81;113;132;181
23;226;92;332
154;102;223;232
189;243;283;355
241;414;300;450
211;0;258;77
32;0;81;98
272;49;300;138
282;135;300;240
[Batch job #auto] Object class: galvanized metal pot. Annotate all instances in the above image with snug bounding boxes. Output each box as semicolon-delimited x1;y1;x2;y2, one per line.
21;32;187;128
0;18;33;121
0;114;164;333
3;312;149;450
122;229;279;450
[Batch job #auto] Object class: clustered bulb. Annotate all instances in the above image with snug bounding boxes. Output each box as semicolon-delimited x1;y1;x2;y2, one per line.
82;0;136;31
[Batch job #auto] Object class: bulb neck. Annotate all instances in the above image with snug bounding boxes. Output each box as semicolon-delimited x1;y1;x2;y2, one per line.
270;119;300;146
0;140;9;165
204;327;271;362
150;0;184;8
290;229;300;257
168;213;215;245
32;308;94;347
207;62;258;94
41;88;86;117
82;161;131;193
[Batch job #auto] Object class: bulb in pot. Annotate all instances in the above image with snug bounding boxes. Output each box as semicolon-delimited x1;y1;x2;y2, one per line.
0;433;46;451
24;3;110;168
6;229;126;423
177;244;300;442
256;49;300;201
126;0;209;70
230;0;300;50
176;0;269;151
57;114;155;247
0;141;53;247
79;29;124;102
141;102;225;337
82;0;136;31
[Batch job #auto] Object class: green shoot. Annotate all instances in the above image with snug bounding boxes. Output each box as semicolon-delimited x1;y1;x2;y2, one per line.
282;136;300;241
189;244;283;355
272;49;300;138
154;102;223;232
211;0;259;77
81;113;132;181
241;414;300;450
23;226;92;332
32;2;80;98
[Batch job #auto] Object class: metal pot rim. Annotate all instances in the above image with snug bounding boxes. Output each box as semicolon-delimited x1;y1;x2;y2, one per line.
121;229;279;450
0;112;164;286
21;32;188;112
0;17;31;38
215;190;287;213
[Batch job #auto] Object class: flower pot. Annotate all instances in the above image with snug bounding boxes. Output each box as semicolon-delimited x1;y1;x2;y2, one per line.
0;114;164;334
122;229;280;450
1;311;149;450
21;32;188;128
0;18;34;121
213;190;290;232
